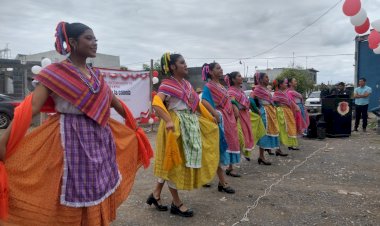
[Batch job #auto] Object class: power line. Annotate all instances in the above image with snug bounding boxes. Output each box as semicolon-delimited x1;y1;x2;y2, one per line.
246;0;344;59
188;0;344;65
187;53;354;61
121;1;344;68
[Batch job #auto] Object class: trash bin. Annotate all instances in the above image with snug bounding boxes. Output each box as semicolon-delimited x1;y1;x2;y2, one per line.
322;95;352;137
307;113;322;138
307;113;326;139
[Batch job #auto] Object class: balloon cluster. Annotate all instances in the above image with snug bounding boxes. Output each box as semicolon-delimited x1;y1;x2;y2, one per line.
342;0;380;54
31;58;52;75
148;112;158;124
152;70;159;84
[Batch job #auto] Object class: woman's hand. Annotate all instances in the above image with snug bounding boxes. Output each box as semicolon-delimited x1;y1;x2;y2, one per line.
233;105;239;119
166;120;175;132
213;115;220;124
212;111;221;124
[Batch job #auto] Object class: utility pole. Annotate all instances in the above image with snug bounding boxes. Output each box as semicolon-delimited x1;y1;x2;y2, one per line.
305;56;308;69
0;44;11;59
149;59;153;132
292;52;295;68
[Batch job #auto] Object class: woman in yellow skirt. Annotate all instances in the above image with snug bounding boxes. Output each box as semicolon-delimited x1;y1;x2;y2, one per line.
273;79;298;149
146;53;219;217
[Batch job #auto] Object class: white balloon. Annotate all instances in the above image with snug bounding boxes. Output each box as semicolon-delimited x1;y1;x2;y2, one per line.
31;65;42;74
372;19;380;32
152;77;159;84
374;46;380;54
41;58;52;68
350;9;367;26
148;118;154;124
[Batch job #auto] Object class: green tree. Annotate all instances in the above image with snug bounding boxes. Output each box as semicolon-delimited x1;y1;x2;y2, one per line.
142;61;161;72
276;68;314;96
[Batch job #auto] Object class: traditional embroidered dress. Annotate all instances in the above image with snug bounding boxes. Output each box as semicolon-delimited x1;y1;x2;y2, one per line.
251;85;280;149
287;88;310;135
228;86;254;153
202;81;240;165
242;97;266;158
273;90;298;147
154;78;219;190
1;60;152;226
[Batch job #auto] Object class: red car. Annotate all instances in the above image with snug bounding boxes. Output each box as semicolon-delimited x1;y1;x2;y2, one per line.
0;94;21;129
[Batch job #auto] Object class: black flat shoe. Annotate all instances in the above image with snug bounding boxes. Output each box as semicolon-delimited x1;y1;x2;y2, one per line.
265;149;274;155
275;151;288;157
218;183;235;194
225;169;241;177
146;193;168;211
170;203;194;217
288;147;300;150
202;183;211;188
245;157;251;161
258;158;272;165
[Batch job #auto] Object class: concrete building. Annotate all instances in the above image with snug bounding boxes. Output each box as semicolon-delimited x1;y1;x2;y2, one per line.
15;50;120;69
255;68;318;84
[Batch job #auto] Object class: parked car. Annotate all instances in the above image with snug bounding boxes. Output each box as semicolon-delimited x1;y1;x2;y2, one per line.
305;91;321;113
0;94;21;129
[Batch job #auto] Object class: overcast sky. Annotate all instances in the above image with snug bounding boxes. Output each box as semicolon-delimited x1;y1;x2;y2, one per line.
1;0;379;83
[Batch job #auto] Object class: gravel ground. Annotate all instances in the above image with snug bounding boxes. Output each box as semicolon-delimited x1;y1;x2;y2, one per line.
111;120;380;226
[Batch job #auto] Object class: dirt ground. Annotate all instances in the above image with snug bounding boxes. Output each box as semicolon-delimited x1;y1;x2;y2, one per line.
111;119;380;226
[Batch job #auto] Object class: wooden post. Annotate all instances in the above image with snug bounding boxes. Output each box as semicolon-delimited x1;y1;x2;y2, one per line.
149;59;154;132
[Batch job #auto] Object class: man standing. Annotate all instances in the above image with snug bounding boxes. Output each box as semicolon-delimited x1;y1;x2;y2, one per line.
353;78;372;132
332;82;351;96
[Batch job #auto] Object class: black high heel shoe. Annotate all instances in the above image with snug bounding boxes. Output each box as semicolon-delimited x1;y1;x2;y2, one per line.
265;149;274;155
225;169;241;177
258;158;272;165
218;182;235;194
288;147;300;150
275;151;288;157
170;203;194;217
146;193;168;211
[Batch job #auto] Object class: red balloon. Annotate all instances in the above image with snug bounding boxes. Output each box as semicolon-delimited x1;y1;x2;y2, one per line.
355;18;370;34
342;0;361;17
368;30;380;50
152;70;159;77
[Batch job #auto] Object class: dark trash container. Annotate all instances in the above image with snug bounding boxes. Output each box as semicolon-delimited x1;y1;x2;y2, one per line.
322;95;352;137
307;113;326;139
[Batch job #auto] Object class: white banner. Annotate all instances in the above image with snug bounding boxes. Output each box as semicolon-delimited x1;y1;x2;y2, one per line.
99;68;151;123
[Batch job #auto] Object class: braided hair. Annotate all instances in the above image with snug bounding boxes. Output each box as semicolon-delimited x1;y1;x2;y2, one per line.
287;77;296;87
201;62;218;81
54;21;91;55
276;78;288;89
254;72;266;85
160;52;183;75
224;71;240;87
